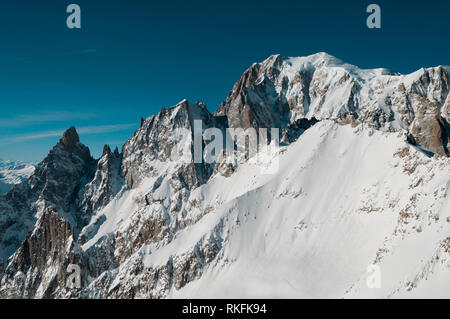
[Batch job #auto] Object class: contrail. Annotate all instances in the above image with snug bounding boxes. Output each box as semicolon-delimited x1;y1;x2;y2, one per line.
63;50;97;56
5;50;97;62
0;123;136;145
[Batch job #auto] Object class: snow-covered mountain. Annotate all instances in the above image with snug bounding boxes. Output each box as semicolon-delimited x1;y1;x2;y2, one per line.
0;53;448;298
0;160;35;195
217;53;449;156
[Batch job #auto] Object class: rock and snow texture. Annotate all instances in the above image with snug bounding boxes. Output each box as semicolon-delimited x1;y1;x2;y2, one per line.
0;53;449;298
170;122;449;298
0;160;35;195
216;53;449;156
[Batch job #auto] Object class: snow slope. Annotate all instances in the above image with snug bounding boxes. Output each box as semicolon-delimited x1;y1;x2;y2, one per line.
167;122;449;298
78;121;449;298
1;53;448;299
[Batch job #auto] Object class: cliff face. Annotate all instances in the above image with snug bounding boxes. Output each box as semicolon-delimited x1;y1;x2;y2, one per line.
0;53;449;298
121;99;217;190
78;145;122;223
0;209;82;298
0;127;95;267
216;53;449;155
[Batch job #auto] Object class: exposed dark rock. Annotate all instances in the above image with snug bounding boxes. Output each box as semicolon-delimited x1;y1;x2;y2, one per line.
1;54;449;299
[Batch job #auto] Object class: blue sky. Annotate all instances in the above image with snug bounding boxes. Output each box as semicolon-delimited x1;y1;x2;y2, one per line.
0;0;449;162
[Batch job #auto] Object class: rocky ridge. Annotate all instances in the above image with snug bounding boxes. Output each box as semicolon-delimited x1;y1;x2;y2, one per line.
0;53;449;298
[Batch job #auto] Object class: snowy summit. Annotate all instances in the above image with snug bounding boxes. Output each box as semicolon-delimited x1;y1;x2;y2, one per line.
0;53;449;299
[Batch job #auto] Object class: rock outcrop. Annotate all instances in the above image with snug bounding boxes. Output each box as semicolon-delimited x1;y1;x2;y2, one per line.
216;53;449;156
0;53;449;299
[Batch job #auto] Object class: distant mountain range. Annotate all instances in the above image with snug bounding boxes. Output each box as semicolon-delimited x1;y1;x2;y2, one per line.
0;160;35;195
0;53;449;298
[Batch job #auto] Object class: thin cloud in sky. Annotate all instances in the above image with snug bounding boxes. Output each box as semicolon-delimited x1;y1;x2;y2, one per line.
77;124;136;135
0;124;136;145
5;49;97;63
0;111;97;128
64;50;97;56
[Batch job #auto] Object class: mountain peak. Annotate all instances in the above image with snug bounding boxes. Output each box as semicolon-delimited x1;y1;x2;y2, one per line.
61;126;80;148
102;144;112;156
53;126;92;160
307;51;338;60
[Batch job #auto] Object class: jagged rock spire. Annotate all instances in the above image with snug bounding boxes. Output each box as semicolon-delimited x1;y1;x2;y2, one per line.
61;126;79;148
103;144;112;157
